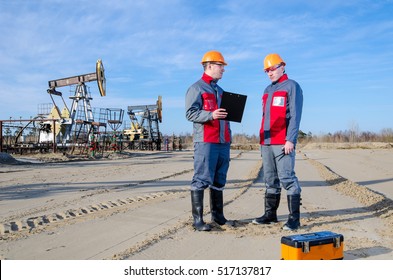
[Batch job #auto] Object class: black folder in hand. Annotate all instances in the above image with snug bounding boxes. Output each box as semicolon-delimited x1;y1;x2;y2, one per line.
220;91;247;122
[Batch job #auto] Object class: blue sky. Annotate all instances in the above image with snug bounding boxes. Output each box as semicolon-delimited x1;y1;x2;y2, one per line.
1;0;392;136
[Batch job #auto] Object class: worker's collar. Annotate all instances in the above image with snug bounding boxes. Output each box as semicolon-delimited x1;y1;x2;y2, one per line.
272;74;288;85
202;73;218;84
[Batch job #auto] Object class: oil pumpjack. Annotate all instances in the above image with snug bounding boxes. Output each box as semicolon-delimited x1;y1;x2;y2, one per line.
124;96;162;150
39;59;106;147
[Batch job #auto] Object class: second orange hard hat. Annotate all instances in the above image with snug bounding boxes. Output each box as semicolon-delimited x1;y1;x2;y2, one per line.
264;53;286;70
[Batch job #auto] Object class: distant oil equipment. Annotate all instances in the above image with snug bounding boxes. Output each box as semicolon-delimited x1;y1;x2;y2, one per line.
0;60;165;154
124;96;162;150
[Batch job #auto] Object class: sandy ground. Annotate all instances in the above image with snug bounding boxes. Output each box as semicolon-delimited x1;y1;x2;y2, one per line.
0;143;392;260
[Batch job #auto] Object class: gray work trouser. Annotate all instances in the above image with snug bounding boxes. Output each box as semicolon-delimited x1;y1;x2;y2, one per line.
261;145;301;196
191;142;230;191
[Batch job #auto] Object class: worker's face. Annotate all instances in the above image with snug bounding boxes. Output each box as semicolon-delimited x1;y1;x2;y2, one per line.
265;64;284;82
206;62;225;80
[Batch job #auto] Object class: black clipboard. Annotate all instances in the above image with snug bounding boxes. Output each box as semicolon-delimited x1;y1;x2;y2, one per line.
220;91;247;122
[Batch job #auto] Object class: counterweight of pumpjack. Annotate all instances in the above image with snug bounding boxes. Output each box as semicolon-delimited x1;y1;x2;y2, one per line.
217;266;271;276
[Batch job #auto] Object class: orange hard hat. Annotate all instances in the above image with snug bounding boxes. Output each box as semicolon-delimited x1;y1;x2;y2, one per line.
264;53;286;70
201;50;227;65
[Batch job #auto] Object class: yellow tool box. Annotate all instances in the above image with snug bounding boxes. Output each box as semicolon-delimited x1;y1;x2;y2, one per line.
281;231;344;260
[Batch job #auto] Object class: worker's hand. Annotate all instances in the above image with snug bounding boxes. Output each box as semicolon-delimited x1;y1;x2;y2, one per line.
283;141;295;155
212;108;228;120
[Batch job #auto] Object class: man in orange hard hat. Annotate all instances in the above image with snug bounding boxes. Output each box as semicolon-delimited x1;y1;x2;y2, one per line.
253;53;303;231
185;50;234;231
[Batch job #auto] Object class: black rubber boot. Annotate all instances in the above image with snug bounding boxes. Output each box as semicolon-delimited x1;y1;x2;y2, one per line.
252;193;281;224
210;188;235;226
283;194;301;231
191;190;211;231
